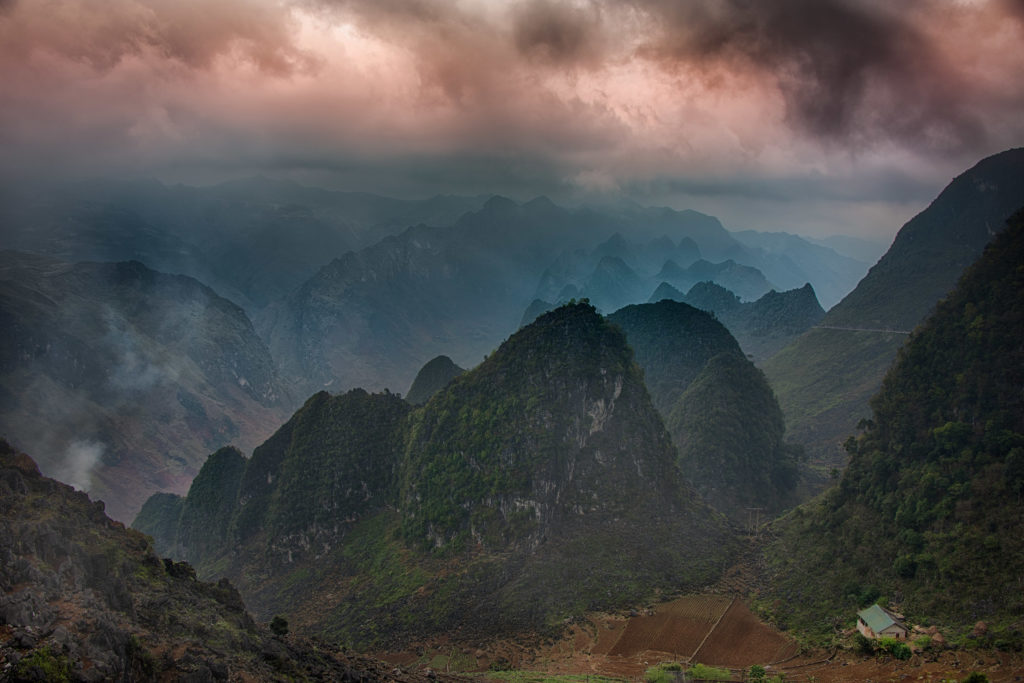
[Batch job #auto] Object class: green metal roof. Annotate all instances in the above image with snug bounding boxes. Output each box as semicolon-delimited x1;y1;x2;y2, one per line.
857;604;903;633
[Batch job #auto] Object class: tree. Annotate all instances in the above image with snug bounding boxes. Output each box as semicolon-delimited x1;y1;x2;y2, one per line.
270;615;289;636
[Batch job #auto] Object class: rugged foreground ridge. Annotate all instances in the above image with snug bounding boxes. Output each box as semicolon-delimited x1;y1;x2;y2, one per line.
760;209;1024;646
136;302;739;649
0;440;453;682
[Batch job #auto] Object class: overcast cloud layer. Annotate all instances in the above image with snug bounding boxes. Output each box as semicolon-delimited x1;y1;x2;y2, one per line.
1;0;1022;238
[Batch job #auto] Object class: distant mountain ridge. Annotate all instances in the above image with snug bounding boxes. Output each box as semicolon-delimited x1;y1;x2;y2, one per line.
650;281;826;361
405;355;464;405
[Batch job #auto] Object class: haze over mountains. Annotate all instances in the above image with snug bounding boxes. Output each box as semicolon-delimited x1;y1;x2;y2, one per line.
4;0;1024;674
1;177;877;518
1;145;1023;677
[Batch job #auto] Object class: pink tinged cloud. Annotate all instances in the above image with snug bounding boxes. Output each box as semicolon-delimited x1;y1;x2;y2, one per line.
0;0;1021;237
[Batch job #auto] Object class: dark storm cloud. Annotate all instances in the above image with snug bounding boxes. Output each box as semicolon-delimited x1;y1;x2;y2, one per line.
512;0;605;66
626;0;988;152
1;0;1021;239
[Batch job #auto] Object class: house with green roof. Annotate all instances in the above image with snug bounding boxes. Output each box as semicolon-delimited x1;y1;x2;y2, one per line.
857;604;909;640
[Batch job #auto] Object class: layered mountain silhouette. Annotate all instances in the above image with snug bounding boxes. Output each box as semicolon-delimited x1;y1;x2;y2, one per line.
763;147;1024;474
0;252;291;521
650;281;826;361
608;301;801;521
0;177;488;313
135;303;738;648
405;355;465;405
761;208;1024;646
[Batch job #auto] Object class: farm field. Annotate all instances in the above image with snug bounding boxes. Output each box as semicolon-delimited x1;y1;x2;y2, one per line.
381;594;1024;682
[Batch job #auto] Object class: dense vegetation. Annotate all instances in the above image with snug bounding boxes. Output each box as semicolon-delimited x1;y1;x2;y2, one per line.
610;301;800;522
761;209;1024;648
607;300;741;415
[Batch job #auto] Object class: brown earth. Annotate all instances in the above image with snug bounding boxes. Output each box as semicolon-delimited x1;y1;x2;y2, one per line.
382;593;1024;682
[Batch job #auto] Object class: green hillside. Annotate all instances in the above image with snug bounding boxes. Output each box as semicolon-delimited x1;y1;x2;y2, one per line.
610;301;801;522
136;302;738;649
607;300;741;415
760;209;1024;647
764;147;1024;475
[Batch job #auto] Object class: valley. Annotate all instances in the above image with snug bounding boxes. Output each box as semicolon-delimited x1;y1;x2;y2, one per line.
2;148;1023;682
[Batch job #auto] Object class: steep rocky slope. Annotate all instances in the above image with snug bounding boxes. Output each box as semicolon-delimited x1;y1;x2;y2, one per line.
0;440;452;682
763;147;1024;474
760;209;1024;647
0;252;291;521
137;303;738;649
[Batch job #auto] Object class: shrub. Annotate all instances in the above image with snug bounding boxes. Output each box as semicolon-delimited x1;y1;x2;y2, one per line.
877;636;911;660
270;615;289;636
961;673;989;683
646;662;686;682
688;662;731;680
852;632;875;655
14;647;71;683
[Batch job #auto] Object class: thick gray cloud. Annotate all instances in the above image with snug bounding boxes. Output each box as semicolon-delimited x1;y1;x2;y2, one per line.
623;0;991;152
0;0;1021;238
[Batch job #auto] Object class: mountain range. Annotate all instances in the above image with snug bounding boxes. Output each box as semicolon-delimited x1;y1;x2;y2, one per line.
134;303;739;648
763;146;1024;477
0;440;455;682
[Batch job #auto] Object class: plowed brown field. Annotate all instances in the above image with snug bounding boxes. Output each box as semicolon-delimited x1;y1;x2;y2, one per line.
691;599;799;666
604;595;731;658
384;594;1024;681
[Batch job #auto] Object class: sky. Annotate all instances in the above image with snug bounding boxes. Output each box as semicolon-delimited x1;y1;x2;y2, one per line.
1;0;1023;240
